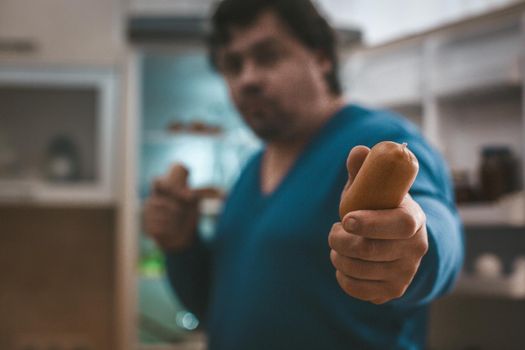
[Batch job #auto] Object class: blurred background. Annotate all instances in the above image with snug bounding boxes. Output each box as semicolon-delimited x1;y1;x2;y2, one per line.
0;0;524;349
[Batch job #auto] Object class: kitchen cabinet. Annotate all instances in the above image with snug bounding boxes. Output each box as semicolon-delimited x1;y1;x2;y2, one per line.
341;3;525;349
0;0;124;66
0;205;117;350
0;3;127;350
0;66;119;206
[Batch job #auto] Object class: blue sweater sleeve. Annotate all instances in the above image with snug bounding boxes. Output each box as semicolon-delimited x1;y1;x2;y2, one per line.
389;125;465;307
399;192;465;306
165;238;211;322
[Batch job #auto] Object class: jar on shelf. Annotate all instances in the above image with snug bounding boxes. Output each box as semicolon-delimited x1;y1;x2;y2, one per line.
452;169;477;203
479;146;520;201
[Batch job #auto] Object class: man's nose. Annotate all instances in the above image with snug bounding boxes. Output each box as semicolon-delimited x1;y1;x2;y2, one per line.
238;61;263;93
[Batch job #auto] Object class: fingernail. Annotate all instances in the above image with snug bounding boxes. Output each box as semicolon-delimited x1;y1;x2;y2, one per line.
343;217;358;232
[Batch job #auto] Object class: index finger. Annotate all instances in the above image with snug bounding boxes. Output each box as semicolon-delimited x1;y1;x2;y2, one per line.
151;164;192;200
167;163;189;188
345;145;370;188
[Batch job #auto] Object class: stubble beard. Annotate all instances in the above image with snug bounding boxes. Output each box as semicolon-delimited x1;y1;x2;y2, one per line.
242;109;300;142
238;98;298;142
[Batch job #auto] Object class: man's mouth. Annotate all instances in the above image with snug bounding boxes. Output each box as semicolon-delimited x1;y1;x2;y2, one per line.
242;97;267;106
240;97;273;114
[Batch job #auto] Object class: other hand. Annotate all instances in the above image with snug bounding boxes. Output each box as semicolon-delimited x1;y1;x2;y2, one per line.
143;164;199;252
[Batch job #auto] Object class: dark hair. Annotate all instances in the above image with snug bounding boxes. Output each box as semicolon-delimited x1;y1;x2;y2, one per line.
208;0;342;96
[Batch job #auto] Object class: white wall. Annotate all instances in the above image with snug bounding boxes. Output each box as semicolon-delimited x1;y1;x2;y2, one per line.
316;0;520;44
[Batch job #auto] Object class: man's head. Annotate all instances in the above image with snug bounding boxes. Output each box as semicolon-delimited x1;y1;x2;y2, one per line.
208;0;342;142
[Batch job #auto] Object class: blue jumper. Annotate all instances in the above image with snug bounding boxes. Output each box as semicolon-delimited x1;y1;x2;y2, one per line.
166;104;464;350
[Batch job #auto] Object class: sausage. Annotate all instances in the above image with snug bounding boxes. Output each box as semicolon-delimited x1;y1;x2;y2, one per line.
339;141;419;219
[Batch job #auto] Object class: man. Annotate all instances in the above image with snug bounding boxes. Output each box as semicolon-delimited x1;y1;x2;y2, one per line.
144;0;464;349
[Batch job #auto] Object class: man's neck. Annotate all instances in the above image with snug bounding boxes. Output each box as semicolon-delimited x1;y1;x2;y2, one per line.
260;96;346;194
266;96;346;155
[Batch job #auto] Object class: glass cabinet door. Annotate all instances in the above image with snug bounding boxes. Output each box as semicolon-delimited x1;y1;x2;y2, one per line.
136;49;260;348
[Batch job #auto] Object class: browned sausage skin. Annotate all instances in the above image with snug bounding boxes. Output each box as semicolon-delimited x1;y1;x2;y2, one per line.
339;141;419;219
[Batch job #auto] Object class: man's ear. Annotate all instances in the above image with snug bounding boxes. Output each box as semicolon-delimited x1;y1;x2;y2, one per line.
315;50;333;75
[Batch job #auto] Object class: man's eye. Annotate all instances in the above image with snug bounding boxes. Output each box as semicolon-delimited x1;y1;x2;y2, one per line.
254;50;281;67
221;56;242;75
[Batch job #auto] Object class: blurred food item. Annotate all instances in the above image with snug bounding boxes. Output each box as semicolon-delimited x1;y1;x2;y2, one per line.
452;169;478;203
189;121;219;134
167;121;185;133
512;256;525;282
196;186;225;242
167;120;222;135
479;145;520;201
45;135;81;182
0;131;19;178
457;191;525;226
474;253;503;278
194;186;225;199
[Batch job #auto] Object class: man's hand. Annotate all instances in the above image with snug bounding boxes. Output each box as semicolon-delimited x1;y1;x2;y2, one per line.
328;146;429;304
143;164;199;252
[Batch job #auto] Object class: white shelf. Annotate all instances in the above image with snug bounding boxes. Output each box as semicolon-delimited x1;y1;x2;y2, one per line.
435;77;521;103
454;272;525;299
433;18;522;97
0;179;115;206
458;193;525;227
143;130;222;145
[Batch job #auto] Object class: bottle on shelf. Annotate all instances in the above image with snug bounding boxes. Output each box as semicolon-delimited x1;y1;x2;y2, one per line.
479;145;520;201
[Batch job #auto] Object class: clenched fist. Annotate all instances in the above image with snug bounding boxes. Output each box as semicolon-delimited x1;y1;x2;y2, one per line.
328;146;429;304
143;164;199;252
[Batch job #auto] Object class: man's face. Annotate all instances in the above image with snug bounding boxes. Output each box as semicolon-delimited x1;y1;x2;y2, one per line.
216;10;332;142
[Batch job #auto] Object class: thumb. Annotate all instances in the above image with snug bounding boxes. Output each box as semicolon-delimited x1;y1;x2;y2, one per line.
345;145;370;188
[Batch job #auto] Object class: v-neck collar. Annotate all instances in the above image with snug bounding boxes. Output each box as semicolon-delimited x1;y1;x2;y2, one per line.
253;104;357;203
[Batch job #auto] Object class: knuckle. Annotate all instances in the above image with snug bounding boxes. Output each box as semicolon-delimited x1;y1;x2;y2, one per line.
390;283;407;299
401;264;417;281
348;259;361;276
415;235;429;256
361;240;378;259
371;298;388;305
400;209;418;236
328;230;337;249
420;242;429;257
337;272;374;301
419;210;427;226
328;225;347;251
342;281;360;298
340;277;352;294
329;250;338;267
395;285;408;299
336;272;353;295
